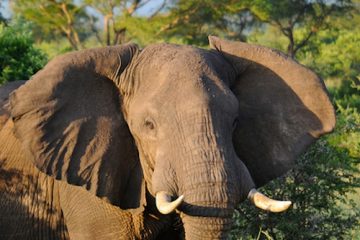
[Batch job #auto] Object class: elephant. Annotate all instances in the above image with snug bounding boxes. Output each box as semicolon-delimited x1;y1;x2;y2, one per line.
0;36;335;239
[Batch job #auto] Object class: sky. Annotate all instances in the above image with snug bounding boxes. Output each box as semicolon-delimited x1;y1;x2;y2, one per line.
0;0;10;19
0;0;167;20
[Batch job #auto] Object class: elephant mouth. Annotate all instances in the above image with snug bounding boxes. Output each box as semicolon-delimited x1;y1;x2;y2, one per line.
155;189;292;215
179;204;234;218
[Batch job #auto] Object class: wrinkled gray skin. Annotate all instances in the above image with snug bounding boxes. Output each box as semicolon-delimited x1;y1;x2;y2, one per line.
0;37;335;239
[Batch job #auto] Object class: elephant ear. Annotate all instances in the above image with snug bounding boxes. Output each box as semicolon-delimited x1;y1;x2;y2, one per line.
209;36;336;187
10;44;146;210
0;81;26;130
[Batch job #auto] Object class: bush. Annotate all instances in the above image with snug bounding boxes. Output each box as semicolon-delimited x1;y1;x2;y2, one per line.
0;19;47;85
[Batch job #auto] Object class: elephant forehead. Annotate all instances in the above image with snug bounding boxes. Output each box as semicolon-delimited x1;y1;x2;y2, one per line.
140;43;219;80
137;44;236;103
142;43;204;64
127;43;239;128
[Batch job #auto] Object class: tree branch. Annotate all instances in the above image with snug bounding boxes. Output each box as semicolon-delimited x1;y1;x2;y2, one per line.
127;0;141;15
113;27;126;45
89;14;103;45
137;0;152;9
149;0;167;19
293;29;315;55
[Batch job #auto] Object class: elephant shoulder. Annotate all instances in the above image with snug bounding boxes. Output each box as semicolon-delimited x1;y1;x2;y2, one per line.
0;117;69;240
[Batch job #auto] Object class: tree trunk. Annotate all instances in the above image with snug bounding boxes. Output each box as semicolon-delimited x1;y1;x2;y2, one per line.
286;28;296;59
113;28;126;45
104;15;111;46
71;27;82;49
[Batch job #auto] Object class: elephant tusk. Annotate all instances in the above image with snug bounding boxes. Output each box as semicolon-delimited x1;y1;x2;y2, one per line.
155;191;184;214
247;188;292;213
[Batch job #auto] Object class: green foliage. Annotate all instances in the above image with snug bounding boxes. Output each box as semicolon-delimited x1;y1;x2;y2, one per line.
117;15;170;47
10;0;172;48
242;0;352;57
316;32;360;80
243;0;351;24
36;38;74;60
0;19;47;85
247;25;289;52
331;79;360;111
160;0;226;46
297;11;360;110
328;106;360;159
12;0;91;50
162;0;257;46
303;27;360;78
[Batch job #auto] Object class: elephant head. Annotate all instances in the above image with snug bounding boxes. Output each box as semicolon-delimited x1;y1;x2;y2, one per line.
9;37;335;239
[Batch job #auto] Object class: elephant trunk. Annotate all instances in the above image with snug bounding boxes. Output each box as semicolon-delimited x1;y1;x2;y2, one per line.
152;114;256;238
181;214;233;240
177;149;256;208
176;150;253;239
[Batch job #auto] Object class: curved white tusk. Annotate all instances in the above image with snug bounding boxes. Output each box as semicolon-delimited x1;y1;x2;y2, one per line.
247;188;292;213
155;191;184;214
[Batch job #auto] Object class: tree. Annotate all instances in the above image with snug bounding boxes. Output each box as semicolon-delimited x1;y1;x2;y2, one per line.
11;0;168;48
11;0;90;50
162;0;353;53
84;0;168;46
0;19;47;85
241;0;353;58
276;0;360;111
161;0;258;46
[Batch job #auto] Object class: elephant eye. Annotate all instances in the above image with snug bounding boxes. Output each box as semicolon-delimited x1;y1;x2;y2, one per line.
144;118;156;131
